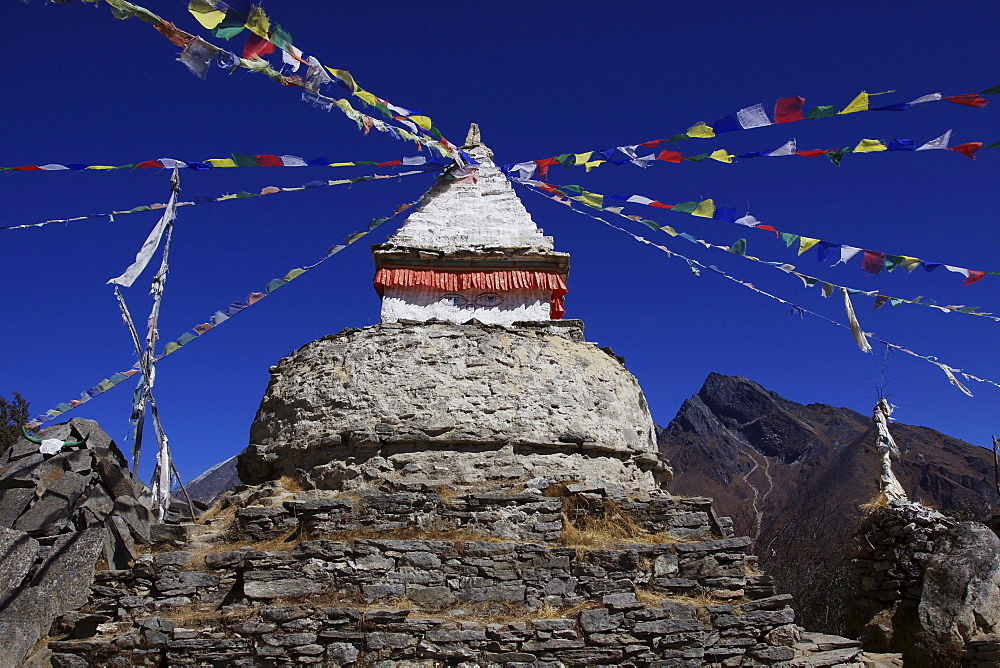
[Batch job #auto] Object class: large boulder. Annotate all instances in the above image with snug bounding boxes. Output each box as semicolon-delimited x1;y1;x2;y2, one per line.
0;418;152;667
239;320;671;492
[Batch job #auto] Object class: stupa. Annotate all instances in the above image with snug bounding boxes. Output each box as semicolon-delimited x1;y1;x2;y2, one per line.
237;125;671;492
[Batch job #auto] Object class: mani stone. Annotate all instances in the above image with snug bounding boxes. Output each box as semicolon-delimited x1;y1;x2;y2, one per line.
239;319;671;492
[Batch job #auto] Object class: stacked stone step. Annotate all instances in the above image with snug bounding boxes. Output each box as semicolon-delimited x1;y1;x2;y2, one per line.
36;479;813;666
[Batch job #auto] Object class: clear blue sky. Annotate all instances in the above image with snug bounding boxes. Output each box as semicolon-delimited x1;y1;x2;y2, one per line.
2;1;998;482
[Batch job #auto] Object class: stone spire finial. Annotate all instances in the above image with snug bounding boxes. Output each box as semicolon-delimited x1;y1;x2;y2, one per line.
463;123;481;148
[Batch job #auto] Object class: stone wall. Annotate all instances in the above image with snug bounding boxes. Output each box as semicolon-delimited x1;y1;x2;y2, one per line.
848;499;1000;666
35;482;830;667
239;321;669;492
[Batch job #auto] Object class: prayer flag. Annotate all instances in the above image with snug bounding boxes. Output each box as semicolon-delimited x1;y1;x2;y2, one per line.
774;96;805;123
909;92;941;105
737;104;771;129
861;251;885;274
917;130;952;150
887;139;915;151
692;199;716;218
842;287;873;353
767;139;797;156
188;0;226;29
840;91;869;114
656;150;683;163
853;139;887;153
798;237;820;255
943;94;988;108
242;33;275;59
807;105;836;118
686;122;715;138
709;149;734;163
712;115;741;133
780;233;799;248
948;142;982;159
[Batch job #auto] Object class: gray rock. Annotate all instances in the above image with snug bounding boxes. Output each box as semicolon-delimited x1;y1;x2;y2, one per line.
14;470;89;536
243;576;326;599
0;526;39;600
0;487;35;528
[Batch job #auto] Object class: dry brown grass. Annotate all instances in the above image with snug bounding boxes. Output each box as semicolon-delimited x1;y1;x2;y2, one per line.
559;509;681;548
277;474;305;493
308;526;518;545
859;491;892;516
197;496;237;529
158;601;260;629
634;587;740;608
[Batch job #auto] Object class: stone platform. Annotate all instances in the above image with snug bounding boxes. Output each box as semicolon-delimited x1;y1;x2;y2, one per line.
33;479;872;667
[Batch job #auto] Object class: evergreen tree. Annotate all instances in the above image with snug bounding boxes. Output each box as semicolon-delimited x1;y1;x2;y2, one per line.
0;392;30;454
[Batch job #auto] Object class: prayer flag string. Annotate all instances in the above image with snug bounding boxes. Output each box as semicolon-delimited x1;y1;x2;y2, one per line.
521;185;1000;397
61;0;460;161
519;181;1000;324
1;153;453;174
25;198;418;428
519;180;994;285
503;130;993;179
0;169;431;232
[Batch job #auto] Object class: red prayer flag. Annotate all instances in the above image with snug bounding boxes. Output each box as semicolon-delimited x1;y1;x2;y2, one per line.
534;157;560;179
377;160;402;167
795;149;832;157
963;270;986;286
648;201;673;209
861;251;885;275
641;140;666;148
255;155;283;167
755;224;779;238
243;33;276;59
943;94;989;109
774;96;806;124
947;142;983;159
154;21;193;48
656;150;683;163
136;160;165;169
12;165;42;171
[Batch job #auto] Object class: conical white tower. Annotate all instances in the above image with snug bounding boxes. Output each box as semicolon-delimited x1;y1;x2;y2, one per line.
372;124;570;325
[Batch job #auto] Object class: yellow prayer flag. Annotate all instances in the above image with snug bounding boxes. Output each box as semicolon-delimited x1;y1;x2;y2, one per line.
692;199;716;218
839;90;869;114
899;257;922;272
583;160;605;172
283;268;306;282
328;162;354;167
325;67;358;93
574;192;603;209
355;90;378;106
798;237;820;255
328;180;351;186
188;0;225;30
207;158;237;168
686;121;715;138
85;165;116;170
853;138;887;153
709;149;734;164
244;7;271;38
409;115;433;130
662;226;679;237
574;152;594;166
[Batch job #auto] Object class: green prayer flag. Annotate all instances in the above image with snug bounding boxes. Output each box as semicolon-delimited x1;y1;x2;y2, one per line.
367;217;389;230
560;184;584;194
729;239;747;256
354;161;377;166
985;140;1000;149
232;153;259;167
780;232;799;248
639;219;660;231
979;84;1000;95
556;154;574;165
270;25;293;50
884;255;903;272
667;134;690;144
827;147;851;165
808;105;837;119
686;154;708;162
672;201;698;214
